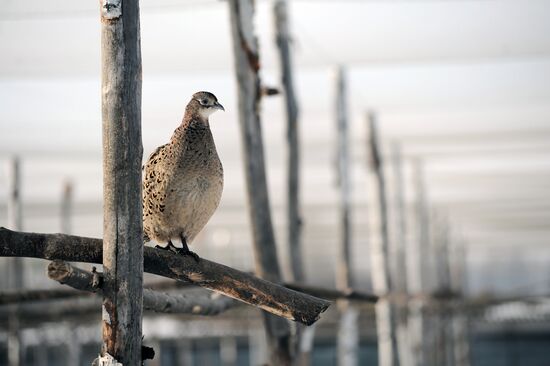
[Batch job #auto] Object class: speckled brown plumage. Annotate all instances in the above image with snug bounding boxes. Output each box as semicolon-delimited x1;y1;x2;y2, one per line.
143;92;224;254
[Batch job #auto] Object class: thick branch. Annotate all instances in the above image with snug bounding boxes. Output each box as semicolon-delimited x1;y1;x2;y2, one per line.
48;261;238;315
0;228;329;325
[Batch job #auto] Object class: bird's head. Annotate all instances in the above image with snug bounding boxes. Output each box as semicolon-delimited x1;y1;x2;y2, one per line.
188;91;225;120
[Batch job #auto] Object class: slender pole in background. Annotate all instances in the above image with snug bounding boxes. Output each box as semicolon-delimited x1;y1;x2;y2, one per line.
228;1;293;364
390;142;412;366
274;1;314;364
409;159;430;366
368;112;400;366
274;0;304;288
60;180;73;235
7;156;23;366
334;66;359;366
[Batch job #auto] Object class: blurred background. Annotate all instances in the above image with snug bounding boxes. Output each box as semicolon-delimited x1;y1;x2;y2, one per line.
1;0;549;365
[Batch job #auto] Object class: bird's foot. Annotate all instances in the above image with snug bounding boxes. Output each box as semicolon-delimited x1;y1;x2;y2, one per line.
155;241;179;254
155;242;200;262
175;247;200;263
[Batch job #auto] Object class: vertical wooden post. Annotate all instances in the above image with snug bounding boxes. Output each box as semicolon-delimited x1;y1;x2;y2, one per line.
408;159;430;366
60;180;73;234
99;0;144;364
274;0;304;285
228;1;292;364
334;66;359;366
367;112;400;366
7;157;23;232
390;142;412;366
334;66;352;298
273;2;312;363
7;157;23;366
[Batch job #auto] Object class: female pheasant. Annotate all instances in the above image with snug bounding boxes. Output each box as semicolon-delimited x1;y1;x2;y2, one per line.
142;91;225;261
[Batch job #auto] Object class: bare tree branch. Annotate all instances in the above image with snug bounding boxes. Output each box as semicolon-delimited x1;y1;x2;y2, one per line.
0;228;330;325
48;261;238;316
284;283;378;303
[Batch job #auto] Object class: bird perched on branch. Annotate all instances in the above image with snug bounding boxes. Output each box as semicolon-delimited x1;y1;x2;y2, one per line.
143;91;225;261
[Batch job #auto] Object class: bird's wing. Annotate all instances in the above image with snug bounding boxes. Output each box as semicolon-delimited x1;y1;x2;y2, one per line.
142;143;170;242
143;143;168;171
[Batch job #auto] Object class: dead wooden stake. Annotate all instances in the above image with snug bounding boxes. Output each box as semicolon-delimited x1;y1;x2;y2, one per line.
99;0;144;364
368;112;400;366
274;0;304;284
390;142;413;365
227;1;294;364
274;0;310;360
334;66;359;366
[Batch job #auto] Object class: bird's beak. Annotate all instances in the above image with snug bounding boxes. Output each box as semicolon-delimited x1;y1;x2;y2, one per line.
214;102;225;112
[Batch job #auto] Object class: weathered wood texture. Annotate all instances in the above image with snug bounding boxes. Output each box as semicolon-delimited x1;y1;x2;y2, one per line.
368;112;400;366
274;0;303;284
48;261;238;315
100;0;144;364
227;1;293;364
0;228;329;325
334;67;359;366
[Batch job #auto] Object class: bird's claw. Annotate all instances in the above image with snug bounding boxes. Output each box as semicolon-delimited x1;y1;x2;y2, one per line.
155;242;200;262
175;248;200;262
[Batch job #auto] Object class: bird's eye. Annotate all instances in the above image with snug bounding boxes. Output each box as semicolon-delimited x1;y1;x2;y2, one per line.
200;99;208;106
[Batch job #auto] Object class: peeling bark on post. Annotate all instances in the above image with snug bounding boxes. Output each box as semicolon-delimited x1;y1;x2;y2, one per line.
334;66;359;366
228;1;293;364
368;112;400;366
100;0;144;364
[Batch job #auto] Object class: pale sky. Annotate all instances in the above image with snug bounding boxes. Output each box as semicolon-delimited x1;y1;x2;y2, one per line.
1;0;549;294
